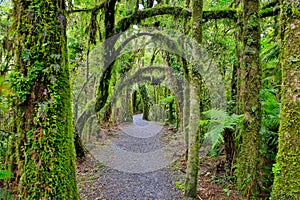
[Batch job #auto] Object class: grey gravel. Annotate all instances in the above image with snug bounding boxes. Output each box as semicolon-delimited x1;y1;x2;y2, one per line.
87;114;185;200
98;167;183;200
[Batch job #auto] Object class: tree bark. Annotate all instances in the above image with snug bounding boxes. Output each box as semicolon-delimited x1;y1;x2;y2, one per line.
139;85;150;121
271;1;300;199
184;0;203;198
6;0;79;198
236;0;262;198
182;59;190;162
95;0;117;115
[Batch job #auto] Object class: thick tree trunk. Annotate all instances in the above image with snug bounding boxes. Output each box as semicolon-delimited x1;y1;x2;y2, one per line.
236;0;262;198
6;0;79;198
271;1;300;199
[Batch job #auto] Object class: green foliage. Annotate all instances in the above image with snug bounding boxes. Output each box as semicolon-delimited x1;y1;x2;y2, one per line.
0;187;13;199
0;76;11;186
200;109;243;155
261;89;280;134
0;76;12;161
0;76;11;109
175;181;185;190
223;188;231;197
160;95;174;105
0;169;12;180
260;89;280;194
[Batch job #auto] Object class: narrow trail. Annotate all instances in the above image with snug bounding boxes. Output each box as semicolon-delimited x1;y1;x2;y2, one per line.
82;114;185;200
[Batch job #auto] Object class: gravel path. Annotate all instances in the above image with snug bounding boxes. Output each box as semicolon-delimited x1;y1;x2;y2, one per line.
84;114;185;200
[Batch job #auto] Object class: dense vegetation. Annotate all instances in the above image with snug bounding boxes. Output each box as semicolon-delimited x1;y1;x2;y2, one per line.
0;0;299;199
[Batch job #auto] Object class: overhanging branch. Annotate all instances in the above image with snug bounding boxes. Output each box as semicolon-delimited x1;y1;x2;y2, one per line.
115;6;191;34
67;2;105;14
115;4;278;34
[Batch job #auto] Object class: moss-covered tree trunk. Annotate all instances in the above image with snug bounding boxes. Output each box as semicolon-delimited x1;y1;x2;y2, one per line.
271;1;300;199
184;0;202;198
95;0;117;115
120;86;132;122
6;0;79;198
236;0;262;198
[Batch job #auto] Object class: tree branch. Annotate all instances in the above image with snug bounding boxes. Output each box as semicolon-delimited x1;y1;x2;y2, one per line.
259;4;280;18
261;0;279;10
115;3;279;34
67;2;105;14
115;6;191;33
203;9;237;21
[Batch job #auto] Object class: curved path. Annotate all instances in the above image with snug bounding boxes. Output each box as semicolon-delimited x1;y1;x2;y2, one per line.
86;114;185;200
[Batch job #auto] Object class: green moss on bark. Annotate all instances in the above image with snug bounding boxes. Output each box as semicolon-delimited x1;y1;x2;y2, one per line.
236;0;262;198
271;1;300;199
184;0;203;198
7;0;79;199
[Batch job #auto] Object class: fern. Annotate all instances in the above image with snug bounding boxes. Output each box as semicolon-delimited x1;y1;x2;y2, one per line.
200;109;244;153
260;89;280;131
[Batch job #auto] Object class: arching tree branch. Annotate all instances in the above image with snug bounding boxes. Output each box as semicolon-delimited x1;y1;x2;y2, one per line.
115;6;191;33
115;7;239;33
115;3;279;34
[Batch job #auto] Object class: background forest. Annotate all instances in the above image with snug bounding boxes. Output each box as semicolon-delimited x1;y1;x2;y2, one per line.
0;0;299;199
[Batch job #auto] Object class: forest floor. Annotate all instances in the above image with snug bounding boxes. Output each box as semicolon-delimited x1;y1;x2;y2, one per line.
76;114;240;200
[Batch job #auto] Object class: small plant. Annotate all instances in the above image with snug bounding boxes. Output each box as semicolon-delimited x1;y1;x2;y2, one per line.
175;181;185;190
223;188;230;197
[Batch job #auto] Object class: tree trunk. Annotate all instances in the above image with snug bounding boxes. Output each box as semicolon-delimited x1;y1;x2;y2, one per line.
182;59;190;161
236;0;262;198
184;0;203;198
139;85;150;120
271;1;300;199
168;100;173;123
95;0;117;114
223;128;236;176
132;90;138;115
121;86;132;122
6;0;79;198
184;81;201;198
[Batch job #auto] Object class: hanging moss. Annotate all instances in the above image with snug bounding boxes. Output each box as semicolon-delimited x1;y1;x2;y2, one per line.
271;1;300;199
6;0;79;199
